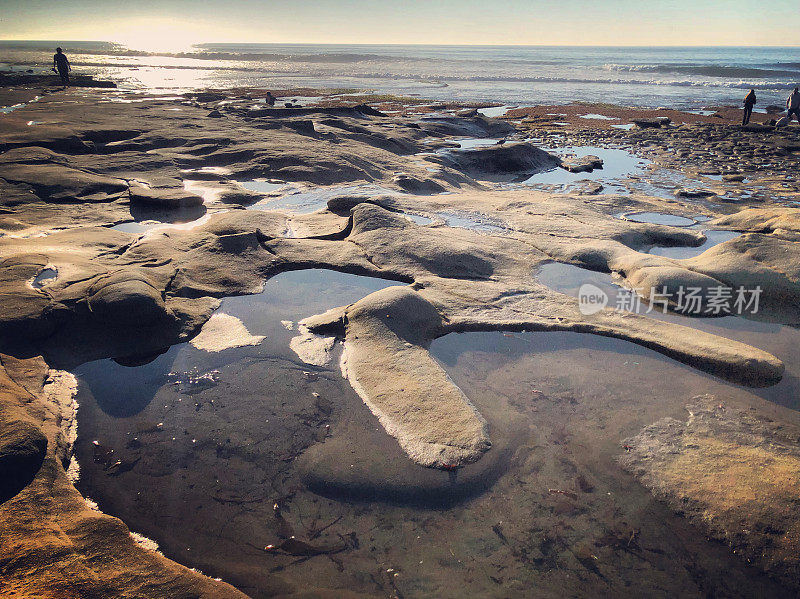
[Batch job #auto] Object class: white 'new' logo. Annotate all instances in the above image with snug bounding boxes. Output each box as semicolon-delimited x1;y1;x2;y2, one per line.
578;283;608;315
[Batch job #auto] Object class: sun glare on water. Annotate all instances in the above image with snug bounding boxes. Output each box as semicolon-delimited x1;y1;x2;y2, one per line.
112;21;202;53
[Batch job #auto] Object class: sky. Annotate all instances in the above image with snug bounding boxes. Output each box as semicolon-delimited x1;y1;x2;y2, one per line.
0;0;798;49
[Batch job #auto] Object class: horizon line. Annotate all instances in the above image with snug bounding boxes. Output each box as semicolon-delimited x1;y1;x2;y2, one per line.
1;38;799;49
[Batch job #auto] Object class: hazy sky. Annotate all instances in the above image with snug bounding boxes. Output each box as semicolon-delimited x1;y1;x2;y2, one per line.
1;0;797;48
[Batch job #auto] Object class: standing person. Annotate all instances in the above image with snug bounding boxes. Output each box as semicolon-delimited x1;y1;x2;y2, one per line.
53;48;71;85
788;87;800;123
742;89;756;126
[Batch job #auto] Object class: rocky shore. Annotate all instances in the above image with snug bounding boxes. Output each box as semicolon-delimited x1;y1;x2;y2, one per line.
2;81;800;597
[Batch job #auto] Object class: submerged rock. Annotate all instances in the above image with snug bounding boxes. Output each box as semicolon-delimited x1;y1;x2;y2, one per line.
620;397;800;590
392;174;445;194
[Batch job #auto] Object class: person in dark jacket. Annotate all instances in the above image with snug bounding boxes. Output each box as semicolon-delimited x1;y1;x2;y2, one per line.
788;87;800;123
742;89;756;125
53;48;71;85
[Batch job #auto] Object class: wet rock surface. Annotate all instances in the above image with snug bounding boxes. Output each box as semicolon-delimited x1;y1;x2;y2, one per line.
2;85;800;597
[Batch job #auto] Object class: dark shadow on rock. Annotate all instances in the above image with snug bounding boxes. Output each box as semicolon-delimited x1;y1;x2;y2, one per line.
392;174;445;194
415;114;516;138
129;203;206;223
129;186;204;209
439;142;561;180
0;420;47;504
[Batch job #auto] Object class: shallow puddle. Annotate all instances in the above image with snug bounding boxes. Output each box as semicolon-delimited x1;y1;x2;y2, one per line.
522;145;648;189
67;263;800;598
620;211;696;227
536;262;638;313
534;261;800;409
477;105;517;118
0;102;27;114
579;113;618;120
31;267;57;289
74;269;402;416
110;213;214;235
239;180;289;194
427;329;795;597
437;211;508;234
110;221;162;234
456;137;505;149
72;269;415;593
402;212;434;225
247;185;398;215
649;229;740;258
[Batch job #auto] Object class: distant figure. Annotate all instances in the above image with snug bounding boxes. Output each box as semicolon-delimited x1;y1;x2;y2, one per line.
742;89;756;125
53;48;71;85
265;91;275;106
788;87;800;123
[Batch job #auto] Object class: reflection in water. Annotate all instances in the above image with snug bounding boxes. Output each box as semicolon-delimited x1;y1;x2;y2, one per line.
110;212;214;235
402;212;434;225
239;179;288;194
649;229;740;258
428;329;795;597
456;137;504;149
535;261;800;410
437;211;507;233
523;145;648;188
477;105;517;118
74;269;403;417
71;263;798;597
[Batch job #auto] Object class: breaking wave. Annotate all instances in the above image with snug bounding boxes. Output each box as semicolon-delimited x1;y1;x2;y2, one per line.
604;63;800;79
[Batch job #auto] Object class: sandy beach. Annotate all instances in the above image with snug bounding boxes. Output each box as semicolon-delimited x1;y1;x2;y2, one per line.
2;72;800;599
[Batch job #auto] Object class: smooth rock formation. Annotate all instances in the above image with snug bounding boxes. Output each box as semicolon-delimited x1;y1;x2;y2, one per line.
340;286;490;468
190;313;265;352
561;154;604;173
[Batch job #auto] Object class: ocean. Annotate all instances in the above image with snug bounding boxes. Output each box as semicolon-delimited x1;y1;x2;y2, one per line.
1;41;799;109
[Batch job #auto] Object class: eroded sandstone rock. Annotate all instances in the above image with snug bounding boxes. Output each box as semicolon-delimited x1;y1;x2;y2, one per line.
87;272;169;326
341;286;491;468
